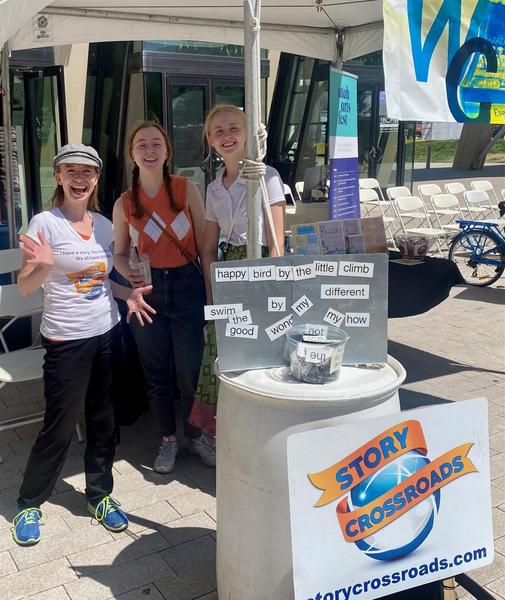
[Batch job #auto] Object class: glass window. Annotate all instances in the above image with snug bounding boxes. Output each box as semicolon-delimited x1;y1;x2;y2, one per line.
145;72;163;123
143;40;268;58
280;56;315;163
295;78;328;180
171;84;206;196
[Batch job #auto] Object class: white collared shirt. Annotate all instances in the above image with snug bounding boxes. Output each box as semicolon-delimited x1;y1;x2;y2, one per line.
205;165;285;246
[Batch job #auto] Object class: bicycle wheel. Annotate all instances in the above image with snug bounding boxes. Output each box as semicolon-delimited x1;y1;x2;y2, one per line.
449;230;505;286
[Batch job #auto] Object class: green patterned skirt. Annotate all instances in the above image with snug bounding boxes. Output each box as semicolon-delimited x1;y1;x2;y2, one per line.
189;244;268;434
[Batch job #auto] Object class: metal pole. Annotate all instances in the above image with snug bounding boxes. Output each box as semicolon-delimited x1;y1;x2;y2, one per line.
244;0;262;259
1;41;17;249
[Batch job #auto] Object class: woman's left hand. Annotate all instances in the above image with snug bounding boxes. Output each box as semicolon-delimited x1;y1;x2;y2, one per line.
125;285;156;326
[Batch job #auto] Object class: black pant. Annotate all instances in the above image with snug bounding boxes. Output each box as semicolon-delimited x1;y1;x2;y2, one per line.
18;326;119;508
129;263;205;439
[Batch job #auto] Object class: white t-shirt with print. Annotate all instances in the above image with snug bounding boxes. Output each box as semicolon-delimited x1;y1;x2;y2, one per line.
205;165;285;246
26;208;120;340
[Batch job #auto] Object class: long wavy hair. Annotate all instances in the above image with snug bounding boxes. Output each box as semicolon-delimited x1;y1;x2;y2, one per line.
50;165;100;212
127;120;183;218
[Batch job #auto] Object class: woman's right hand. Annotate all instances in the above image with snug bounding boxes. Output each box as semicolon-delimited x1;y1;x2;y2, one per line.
19;232;54;269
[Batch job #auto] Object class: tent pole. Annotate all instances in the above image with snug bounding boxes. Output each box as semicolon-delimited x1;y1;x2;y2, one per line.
244;0;262;259
1;41;16;249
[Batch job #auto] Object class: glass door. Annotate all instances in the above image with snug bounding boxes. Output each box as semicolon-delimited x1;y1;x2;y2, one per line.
357;84;400;188
7;67;67;236
169;81;207;197
25;67;68;212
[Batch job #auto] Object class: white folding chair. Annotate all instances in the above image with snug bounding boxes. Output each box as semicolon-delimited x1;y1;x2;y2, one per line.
359;188;396;245
283;183;297;206
417;184;442;200
444;182;466;196
386;186;412;201
417;184;443;218
359;178;396;232
429;193;465;232
0;255;84;462
0;248;22;274
463;190;496;220
393;195;446;256
0;284;46;463
295;181;304;202
471;180;499;216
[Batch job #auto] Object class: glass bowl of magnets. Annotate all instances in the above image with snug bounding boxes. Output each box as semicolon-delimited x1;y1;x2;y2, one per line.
286;323;349;384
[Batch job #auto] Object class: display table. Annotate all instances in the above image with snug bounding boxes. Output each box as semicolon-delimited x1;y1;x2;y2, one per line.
388;252;465;318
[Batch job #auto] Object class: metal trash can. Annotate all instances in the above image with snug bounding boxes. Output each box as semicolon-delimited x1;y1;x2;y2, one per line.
216;356;406;600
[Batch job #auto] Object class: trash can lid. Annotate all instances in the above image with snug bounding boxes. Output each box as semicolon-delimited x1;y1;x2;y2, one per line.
217;356;406;406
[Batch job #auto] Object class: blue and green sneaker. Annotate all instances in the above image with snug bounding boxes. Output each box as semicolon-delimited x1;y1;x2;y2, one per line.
12;507;44;546
86;496;129;532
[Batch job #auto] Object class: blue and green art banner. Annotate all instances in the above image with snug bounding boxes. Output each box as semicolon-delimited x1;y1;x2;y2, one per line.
384;0;505;123
328;69;360;220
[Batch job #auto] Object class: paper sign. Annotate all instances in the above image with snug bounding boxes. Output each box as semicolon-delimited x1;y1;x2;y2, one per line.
321;284;369;299
297;342;332;363
291;295;314;317
268;297;286;312
323;307;345;327
293;263;315;281
288;398;493;600
314;260;339;276
276;266;294;281
265;314;293;341
339;261;375;278
302;335;327;343
345;312;370;327
204;303;243;320
214;266;249;282
304;324;328;338
228;310;252;325
170;211;191;240
225;323;259;339
249;265;276;281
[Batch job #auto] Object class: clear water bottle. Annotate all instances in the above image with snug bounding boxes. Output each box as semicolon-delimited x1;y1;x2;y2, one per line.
128;245;151;287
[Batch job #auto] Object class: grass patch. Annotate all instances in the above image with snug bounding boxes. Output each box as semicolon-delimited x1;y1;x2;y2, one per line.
406;139;505;163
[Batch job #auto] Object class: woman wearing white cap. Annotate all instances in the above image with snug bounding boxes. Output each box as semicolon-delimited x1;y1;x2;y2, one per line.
11;144;155;546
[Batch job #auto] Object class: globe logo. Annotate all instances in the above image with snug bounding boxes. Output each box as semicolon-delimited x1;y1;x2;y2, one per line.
347;450;441;561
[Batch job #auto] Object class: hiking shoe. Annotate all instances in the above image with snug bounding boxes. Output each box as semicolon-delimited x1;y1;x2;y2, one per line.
12;507;44;546
87;496;128;532
153;436;178;473
188;434;216;467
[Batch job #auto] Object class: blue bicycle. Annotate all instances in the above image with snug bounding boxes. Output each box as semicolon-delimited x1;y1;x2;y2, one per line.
448;220;505;286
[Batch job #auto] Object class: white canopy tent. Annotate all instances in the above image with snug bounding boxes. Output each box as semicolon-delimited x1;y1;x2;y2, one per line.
0;0;384;252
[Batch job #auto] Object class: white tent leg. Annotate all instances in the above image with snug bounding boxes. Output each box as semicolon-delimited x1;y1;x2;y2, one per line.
244;0;262;259
1;41;17;250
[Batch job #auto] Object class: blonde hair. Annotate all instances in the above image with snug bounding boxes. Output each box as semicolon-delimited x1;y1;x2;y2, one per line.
127;120;183;219
204;104;245;144
50;165;100;212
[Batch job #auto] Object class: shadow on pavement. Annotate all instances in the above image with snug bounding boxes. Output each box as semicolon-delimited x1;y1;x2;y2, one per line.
388;340;505;381
453;285;505;305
